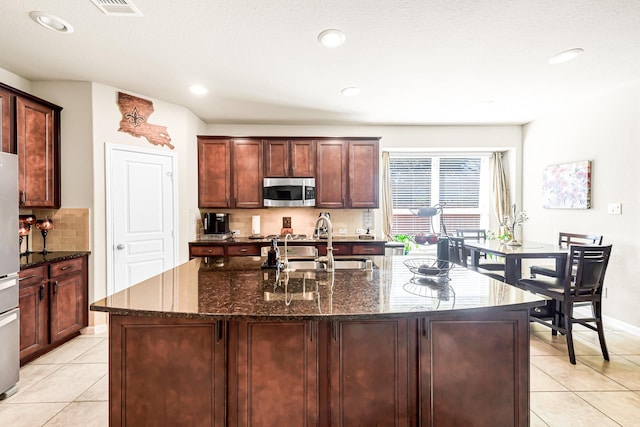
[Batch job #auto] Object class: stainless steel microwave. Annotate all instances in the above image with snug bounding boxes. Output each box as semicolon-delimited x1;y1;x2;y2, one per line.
263;178;316;207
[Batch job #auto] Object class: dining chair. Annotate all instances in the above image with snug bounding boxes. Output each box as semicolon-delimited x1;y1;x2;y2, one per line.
449;236;505;281
518;244;612;364
530;232;604;278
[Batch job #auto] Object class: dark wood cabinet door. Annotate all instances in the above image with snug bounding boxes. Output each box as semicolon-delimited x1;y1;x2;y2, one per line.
18;268;48;362
0;87;14;153
290;139;315;177
421;311;529;427
232;138;262;208
109;315;226;427
316;140;347;208
16;97;60;208
198;137;231;208
348;139;379;208
49;271;85;343
329;319;413;427
228;320;319;426
263;139;289;177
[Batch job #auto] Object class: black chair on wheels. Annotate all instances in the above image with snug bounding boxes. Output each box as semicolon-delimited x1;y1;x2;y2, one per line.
517;244;612;364
530;232;603;278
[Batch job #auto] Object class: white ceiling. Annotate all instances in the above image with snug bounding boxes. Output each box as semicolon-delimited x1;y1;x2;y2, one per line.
1;0;639;126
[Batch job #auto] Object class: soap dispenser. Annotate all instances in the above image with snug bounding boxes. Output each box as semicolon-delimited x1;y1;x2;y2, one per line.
267;238;280;267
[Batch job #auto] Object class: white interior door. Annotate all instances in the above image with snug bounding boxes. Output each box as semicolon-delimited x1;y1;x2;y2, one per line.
107;145;176;295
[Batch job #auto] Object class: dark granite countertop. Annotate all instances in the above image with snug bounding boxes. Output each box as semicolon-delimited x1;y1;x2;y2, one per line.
91;255;545;321
20;251;91;270
189;236;386;245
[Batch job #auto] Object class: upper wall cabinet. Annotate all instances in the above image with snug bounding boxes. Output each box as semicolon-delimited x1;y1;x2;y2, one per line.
16;97;61;208
316;138;380;209
0;82;62;208
348;139;379;209
0;86;14;153
232;138;263;208
198;137;231;208
263;139;315;178
197;136;263;208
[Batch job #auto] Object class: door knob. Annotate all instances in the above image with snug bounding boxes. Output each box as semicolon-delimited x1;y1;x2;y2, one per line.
116;244;125;250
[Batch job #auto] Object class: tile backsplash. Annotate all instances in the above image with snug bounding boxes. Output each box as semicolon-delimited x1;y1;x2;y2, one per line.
199;208;376;238
21;208;90;253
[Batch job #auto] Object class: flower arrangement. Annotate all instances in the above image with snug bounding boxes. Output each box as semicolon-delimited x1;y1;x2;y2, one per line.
500;204;529;246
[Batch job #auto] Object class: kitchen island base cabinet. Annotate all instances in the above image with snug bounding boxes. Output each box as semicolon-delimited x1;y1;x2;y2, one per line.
109;315;226;427
422;311;530;426
106;310;530;426
228;321;319;426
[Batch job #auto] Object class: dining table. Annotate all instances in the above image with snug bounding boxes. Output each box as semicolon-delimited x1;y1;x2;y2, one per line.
464;240;569;286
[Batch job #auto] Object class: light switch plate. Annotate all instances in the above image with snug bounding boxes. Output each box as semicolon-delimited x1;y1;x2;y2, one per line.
607;203;621;215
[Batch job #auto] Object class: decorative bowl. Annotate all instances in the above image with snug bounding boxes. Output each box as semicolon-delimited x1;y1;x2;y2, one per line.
403;258;454;278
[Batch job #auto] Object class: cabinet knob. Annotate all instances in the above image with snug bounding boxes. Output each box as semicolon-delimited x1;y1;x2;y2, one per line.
116;244;125;250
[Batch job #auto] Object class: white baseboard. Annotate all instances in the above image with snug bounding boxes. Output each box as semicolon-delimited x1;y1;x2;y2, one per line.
81;324;108;335
574;307;640;337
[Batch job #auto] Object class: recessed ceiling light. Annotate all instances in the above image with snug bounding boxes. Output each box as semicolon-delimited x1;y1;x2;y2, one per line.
341;87;360;97
318;29;346;48
548;48;584;64
189;85;209;96
29;11;74;33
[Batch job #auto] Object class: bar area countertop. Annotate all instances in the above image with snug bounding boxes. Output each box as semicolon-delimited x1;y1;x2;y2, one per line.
90;255;545;320
20;251;91;270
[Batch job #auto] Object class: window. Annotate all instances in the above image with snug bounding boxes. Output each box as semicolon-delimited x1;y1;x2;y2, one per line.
389;154;490;236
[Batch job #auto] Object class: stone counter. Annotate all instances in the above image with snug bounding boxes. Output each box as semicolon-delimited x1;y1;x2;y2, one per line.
91;255;544;320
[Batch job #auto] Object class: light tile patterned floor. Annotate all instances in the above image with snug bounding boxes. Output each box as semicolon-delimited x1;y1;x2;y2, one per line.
1;326;640;426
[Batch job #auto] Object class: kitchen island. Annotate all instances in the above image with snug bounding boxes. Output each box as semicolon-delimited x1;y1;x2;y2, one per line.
91;255;545;427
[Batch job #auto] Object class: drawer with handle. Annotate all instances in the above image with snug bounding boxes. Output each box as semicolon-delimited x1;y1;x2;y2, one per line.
226;244;260;256
352;243;384;255
49;258;84;278
18;266;46;288
190;246;225;257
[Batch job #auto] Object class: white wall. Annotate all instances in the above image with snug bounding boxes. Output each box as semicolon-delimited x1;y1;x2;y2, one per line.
90;83;207;309
522;79;640;327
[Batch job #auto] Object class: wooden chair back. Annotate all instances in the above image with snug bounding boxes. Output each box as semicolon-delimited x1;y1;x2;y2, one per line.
448;237;468;267
559;232;603;247
455;229;487;242
565;245;612;296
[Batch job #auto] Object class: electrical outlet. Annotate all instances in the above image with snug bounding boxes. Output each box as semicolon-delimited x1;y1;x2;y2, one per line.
607;203;621;215
338;228;347;235
356;228;365;234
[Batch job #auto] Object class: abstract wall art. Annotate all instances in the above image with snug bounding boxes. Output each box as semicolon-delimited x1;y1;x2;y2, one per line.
542;160;591;209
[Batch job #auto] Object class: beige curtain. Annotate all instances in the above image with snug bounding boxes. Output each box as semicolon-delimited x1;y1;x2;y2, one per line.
491;152;511;228
381;151;394;241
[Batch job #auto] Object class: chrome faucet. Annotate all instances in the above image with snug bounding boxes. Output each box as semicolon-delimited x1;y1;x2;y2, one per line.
314;214;334;272
281;233;293;271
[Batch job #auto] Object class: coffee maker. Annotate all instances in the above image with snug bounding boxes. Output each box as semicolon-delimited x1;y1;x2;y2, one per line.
203;213;231;238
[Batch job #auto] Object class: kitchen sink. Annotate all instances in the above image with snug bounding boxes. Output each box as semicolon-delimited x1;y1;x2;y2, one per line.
283;258;375;271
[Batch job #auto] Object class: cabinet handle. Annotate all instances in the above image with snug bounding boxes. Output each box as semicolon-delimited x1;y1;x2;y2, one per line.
61;266;72;271
20;191;26;205
19;274;37;281
422;318;429;339
309;321;314;342
215;320;223;342
332;321;338;341
53;281;58;295
240;248;248;252
39;284;46;301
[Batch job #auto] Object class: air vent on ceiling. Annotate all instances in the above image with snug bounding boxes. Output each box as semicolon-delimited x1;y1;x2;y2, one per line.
90;0;143;17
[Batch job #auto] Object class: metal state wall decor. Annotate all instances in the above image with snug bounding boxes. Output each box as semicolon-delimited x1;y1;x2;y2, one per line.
117;92;174;149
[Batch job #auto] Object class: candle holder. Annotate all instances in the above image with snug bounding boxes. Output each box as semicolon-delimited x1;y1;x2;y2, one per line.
19;214;36;254
19;223;30;256
35;218;54;254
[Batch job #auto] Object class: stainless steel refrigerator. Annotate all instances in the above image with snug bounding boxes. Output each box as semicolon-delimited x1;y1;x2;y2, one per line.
0;151;19;399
